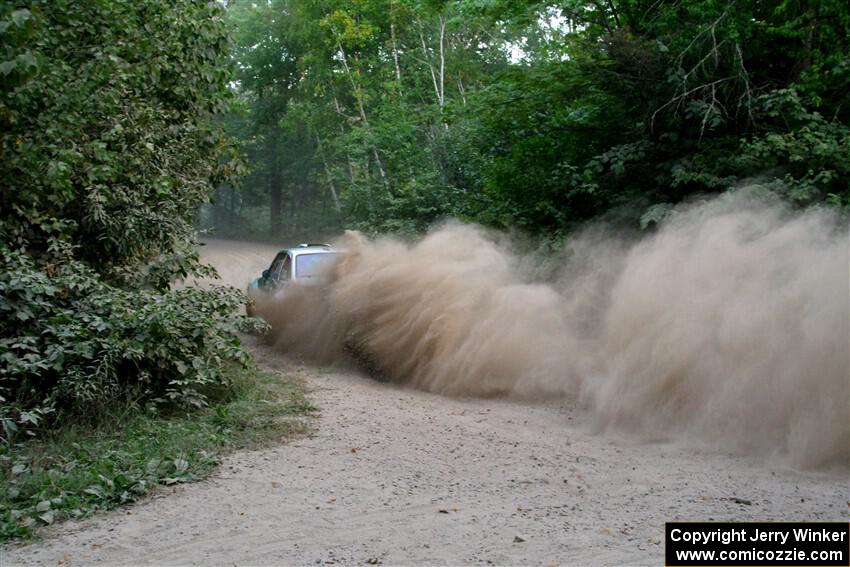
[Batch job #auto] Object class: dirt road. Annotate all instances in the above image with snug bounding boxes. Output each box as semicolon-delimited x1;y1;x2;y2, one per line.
5;239;847;566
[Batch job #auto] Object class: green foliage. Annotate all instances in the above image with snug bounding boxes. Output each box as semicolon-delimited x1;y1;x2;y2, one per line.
1;0;237;284
0;246;267;442
0;367;312;541
218;0;850;236
0;1;258;452
669;89;850;205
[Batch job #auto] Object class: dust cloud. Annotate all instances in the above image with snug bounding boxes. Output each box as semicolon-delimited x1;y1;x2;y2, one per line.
254;191;849;468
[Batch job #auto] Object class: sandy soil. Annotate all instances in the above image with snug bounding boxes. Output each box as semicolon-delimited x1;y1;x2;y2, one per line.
4;238;847;566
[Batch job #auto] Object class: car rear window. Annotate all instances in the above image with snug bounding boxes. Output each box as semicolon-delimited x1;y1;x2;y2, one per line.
295;253;340;278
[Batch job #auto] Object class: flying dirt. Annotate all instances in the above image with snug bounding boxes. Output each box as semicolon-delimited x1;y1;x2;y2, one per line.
254;190;849;469
9;214;845;566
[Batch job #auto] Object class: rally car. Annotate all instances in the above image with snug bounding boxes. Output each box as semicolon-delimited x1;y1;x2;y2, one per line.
246;243;342;315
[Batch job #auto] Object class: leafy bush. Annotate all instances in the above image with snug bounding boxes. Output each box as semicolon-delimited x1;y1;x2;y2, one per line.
0;245;266;443
668;89;850;208
0;1;241;286
0;1;260;446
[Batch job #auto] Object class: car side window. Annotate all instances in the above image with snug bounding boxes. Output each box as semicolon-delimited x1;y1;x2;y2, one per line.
268;253;286;280
280;255;291;281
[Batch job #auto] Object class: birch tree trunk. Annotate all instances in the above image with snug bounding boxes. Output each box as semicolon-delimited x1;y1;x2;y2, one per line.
417;16;447;119
438;15;446;111
332;96;358;184
315;133;341;212
334;38;390;191
418;18;443;109
390;1;402;89
267;129;283;237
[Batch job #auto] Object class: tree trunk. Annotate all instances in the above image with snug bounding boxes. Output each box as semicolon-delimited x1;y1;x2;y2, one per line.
268;130;283;237
316;133;342;212
213;185;227;230
417;17;447;113
332;96;358;184
390;1;402;90
418;19;442;109
227;185;237;232
438;15;446;111
334;39;390;191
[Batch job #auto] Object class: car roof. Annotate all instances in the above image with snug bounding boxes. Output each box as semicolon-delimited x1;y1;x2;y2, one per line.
278;243;339;257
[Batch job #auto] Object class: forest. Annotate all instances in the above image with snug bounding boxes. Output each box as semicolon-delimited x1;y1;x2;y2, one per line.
210;0;850;239
1;0;848;542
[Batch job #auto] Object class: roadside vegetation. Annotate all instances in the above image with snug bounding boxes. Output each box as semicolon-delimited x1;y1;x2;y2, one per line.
0;1;312;542
1;366;313;541
209;0;849;239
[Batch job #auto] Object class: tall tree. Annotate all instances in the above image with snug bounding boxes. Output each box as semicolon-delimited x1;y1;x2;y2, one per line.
217;0;850;237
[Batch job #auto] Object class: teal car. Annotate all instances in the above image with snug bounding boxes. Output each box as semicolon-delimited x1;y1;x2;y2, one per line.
246;243;341;315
